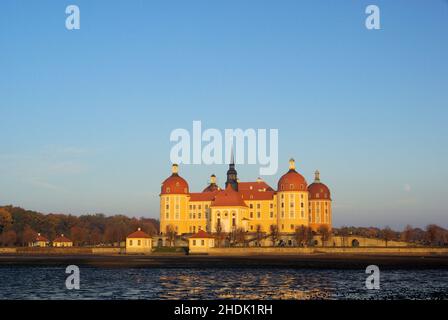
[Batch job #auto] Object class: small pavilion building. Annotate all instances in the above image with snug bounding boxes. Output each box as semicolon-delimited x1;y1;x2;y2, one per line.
188;230;215;254
30;233;49;247
126;228;152;254
53;234;73;247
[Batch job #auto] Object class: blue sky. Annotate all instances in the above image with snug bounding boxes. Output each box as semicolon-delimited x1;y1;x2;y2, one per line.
0;0;447;229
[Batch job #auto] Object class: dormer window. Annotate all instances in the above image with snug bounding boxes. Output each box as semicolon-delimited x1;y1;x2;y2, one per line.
166;187;171;193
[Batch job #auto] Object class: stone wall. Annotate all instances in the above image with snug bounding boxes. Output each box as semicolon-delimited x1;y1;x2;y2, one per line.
207;247;448;256
0;247;123;255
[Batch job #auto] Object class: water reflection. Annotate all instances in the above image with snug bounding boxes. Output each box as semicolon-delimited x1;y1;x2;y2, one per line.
0;267;447;300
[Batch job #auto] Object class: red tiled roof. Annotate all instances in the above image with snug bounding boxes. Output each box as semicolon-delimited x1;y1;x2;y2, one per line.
211;185;247;207
35;234;48;242
53;234;72;243
238;181;274;192
189;191;218;202
278;169;308;192
127;228;151;239
161;174;189;195
308;182;331;200
240;190;275;201
190;230;214;239
202;183;220;192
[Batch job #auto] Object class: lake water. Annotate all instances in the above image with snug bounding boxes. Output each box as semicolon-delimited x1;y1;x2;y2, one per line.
0;266;447;300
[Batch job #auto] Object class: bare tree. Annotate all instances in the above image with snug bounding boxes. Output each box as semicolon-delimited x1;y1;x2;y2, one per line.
215;220;223;248
401;225;414;243
269;224;278;247
294;225;307;247
234;228;246;247
255;224;263;246
166;225;176;247
305;226;314;247
318;225;331;247
425;224;444;246
338;226;350;247
381;226;395;247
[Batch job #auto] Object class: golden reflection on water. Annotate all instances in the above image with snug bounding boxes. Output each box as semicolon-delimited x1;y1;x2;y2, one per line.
158;270;333;300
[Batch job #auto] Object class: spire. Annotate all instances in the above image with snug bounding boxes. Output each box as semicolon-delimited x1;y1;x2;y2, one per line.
171;163;179;175
230;143;235;165
226;145;238;191
314;170;320;182
289;158;296;171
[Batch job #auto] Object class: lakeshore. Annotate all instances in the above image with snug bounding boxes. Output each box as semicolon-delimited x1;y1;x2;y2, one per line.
1;253;448;269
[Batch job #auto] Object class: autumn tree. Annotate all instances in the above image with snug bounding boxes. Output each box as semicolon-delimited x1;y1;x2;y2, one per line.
0;208;12;233
1;230;17;246
21;225;37;246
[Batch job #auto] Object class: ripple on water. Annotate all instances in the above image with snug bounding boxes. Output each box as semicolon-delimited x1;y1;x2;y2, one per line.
0;267;447;300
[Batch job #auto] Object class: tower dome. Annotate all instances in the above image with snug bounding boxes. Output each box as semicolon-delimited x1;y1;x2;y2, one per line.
277;158;308;192
202;174;220;192
161;164;189;194
308;170;331;200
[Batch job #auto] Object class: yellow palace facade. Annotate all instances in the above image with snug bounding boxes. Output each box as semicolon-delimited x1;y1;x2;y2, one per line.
160;158;332;236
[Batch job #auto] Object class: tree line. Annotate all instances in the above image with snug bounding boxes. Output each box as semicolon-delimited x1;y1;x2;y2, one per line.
0;206;159;247
333;225;448;246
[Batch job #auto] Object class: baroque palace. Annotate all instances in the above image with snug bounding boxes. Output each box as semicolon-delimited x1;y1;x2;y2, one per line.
160;158;332;236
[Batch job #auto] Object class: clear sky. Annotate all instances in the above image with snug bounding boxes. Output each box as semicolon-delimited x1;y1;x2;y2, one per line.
1;0;447;229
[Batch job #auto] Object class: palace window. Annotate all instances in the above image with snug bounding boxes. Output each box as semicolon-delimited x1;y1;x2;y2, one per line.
250;204;253;209
138;240;141;246
198;212;201;219
257;212;261;219
166;204;169;210
270;212;274;219
250;212;253;218
166;212;169;219
270;203;273;209
301;211;304;218
193;240;196;246
201;240;205;246
281;211;285;218
257;203;261;209
290;224;294;230
129;240;133;246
